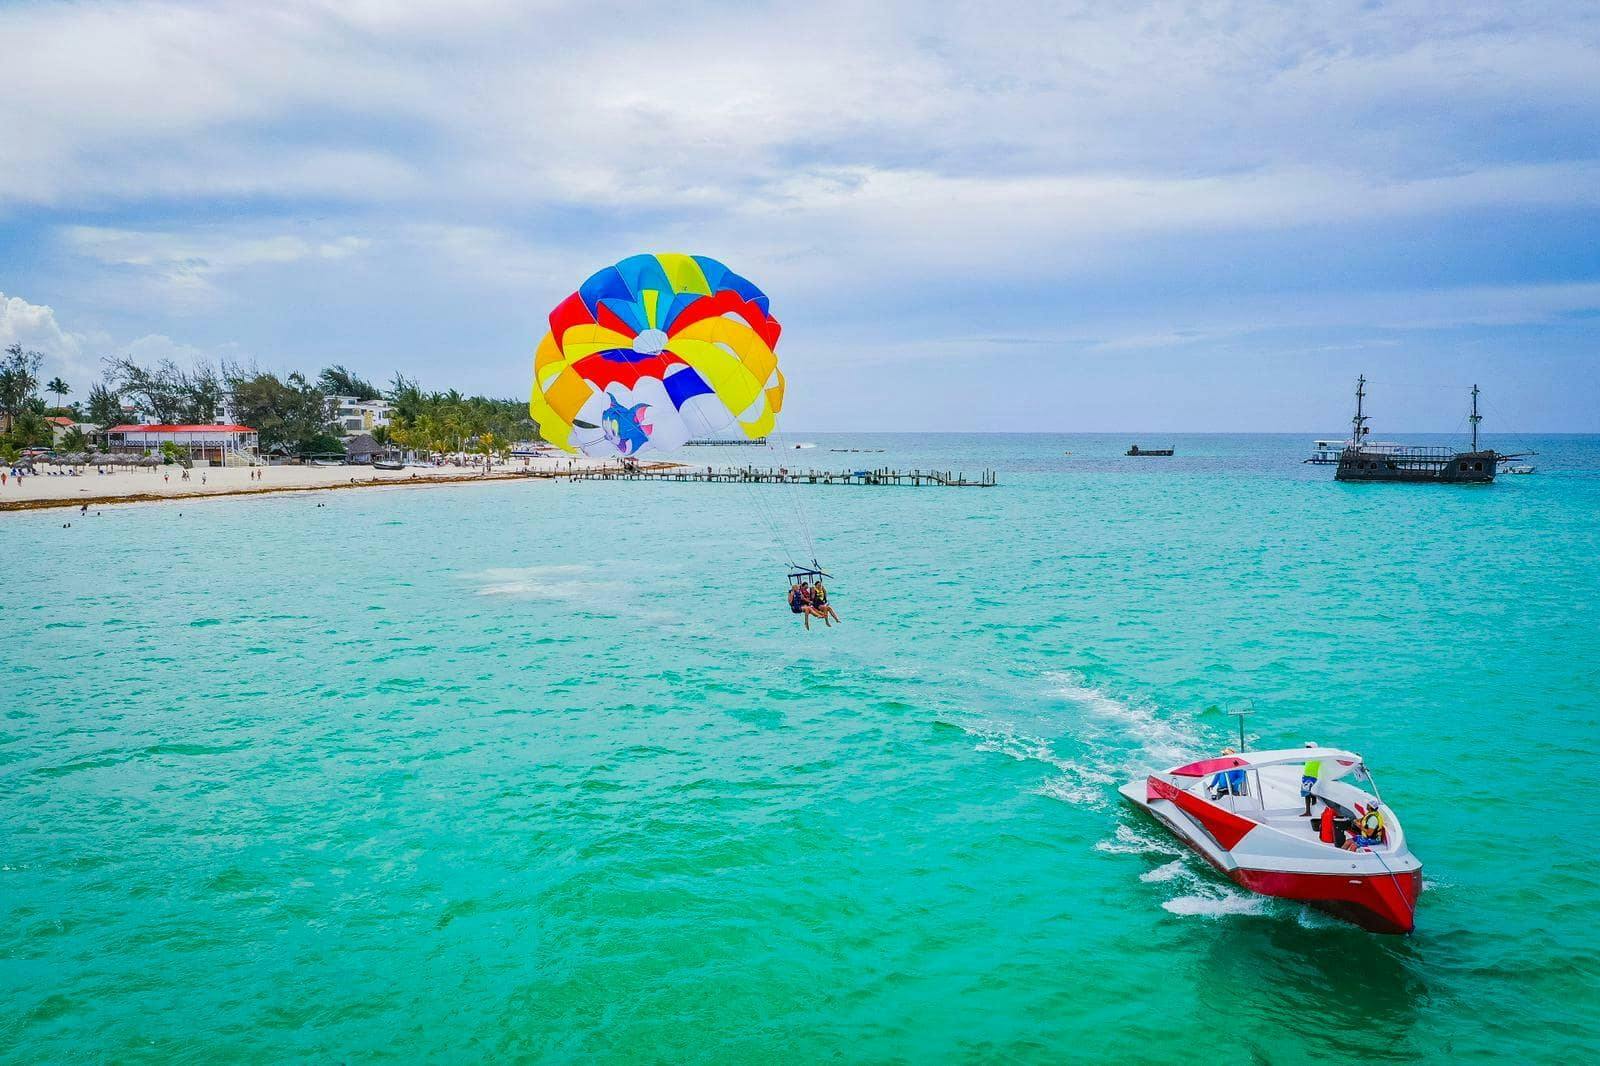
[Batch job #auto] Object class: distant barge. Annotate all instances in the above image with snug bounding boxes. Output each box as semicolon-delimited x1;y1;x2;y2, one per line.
1126;444;1175;457
1333;377;1498;484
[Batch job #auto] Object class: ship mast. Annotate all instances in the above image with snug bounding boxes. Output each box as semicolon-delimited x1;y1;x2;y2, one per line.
1351;375;1369;447
1469;383;1482;452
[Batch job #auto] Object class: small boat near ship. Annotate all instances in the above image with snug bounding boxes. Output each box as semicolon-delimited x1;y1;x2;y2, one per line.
1119;745;1422;933
1304;438;1401;465
1126;444;1174;456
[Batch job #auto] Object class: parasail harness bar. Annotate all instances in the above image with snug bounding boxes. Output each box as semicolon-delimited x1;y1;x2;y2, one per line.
787;566;831;584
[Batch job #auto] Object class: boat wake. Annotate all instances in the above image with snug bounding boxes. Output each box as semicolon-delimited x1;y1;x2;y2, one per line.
1161;891;1269;919
1033;671;1202;809
952;672;1203;811
1043;670;1198;768
1096;825;1270;921
954;718;1118;807
468;564;628;602
1093;823;1183;858
1139;859;1188;883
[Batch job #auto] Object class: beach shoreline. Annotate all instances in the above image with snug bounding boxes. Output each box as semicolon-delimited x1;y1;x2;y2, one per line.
0;456;648;513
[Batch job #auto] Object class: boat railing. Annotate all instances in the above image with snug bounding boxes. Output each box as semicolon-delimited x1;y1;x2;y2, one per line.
1343;444;1474;462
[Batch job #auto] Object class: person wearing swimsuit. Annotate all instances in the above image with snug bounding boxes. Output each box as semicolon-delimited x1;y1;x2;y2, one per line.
810;580;841;624
788;583;813;630
787;582;828;630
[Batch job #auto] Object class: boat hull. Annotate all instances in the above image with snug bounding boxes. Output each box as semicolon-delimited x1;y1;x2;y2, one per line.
1231;865;1421;934
1336;447;1496;483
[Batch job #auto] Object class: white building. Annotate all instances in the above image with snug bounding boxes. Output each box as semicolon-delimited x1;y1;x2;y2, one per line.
334;396;392;437
106;424;260;465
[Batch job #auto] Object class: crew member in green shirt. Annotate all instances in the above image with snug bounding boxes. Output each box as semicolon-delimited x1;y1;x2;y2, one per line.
1301;743;1323;817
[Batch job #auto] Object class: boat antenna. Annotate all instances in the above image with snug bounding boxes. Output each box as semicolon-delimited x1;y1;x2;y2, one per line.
1469;383;1482;452
1228;701;1254;752
1351;375;1369;445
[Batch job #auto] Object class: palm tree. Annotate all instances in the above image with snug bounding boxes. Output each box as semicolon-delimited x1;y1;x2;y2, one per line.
46;376;71;413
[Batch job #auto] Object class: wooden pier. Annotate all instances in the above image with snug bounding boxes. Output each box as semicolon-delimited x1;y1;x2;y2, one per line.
566;464;997;488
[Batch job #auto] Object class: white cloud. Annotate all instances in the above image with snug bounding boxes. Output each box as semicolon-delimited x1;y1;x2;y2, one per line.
1;0;1596;219
59;225;372;310
0;292;101;388
0;291;233;396
1078;280;1600;355
123;332;219;367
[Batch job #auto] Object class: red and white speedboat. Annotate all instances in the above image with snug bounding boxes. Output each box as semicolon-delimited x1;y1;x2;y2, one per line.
1119;746;1422;933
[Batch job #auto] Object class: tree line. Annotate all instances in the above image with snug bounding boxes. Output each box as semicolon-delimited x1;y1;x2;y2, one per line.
0;344;538;460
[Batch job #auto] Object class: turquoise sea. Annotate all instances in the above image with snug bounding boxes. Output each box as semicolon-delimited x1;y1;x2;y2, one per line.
4;433;1598;1062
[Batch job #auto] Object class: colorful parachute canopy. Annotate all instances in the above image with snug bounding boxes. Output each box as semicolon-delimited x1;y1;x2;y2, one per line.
529;253;785;457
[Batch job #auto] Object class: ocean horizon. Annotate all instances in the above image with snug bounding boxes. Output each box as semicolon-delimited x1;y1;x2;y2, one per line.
5;432;1598;1060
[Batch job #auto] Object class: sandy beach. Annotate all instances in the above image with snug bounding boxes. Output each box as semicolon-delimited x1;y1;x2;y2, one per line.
0;456;619;512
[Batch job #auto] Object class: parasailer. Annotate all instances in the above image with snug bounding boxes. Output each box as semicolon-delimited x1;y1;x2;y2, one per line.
530;253;833;624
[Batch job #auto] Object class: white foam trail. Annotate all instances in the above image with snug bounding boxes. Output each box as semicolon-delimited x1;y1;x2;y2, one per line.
1293;906;1343;930
1034;776;1101;806
966;720;1063;768
958;672;1203;815
1044;670;1200;769
1161;892;1268;918
1093;823;1184;857
467;565;632;603
957;719;1118;809
1139;859;1190;884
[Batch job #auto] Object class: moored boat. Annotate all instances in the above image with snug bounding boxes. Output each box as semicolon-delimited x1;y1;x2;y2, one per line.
1305;438;1401;464
1119;745;1422;933
1333;377;1497;484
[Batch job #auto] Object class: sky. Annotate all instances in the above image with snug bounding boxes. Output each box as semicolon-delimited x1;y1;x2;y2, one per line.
1;0;1598;433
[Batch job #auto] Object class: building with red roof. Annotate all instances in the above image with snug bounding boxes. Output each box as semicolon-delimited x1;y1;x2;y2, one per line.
106;424;260;465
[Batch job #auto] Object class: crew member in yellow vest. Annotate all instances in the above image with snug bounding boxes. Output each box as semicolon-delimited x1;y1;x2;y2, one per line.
1343;803;1386;851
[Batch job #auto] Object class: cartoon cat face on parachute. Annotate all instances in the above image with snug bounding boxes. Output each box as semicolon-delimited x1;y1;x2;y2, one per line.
600;392;653;455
